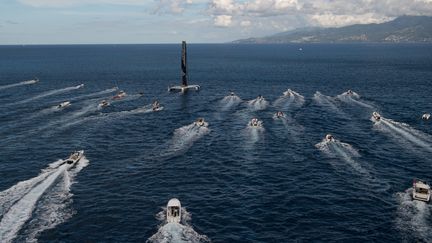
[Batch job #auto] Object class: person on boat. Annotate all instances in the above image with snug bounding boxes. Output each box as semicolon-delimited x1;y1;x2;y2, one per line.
347;90;353;95
152;100;160;111
277;111;284;117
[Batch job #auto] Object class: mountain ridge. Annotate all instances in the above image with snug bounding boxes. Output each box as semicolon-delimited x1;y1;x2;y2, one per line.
232;16;432;44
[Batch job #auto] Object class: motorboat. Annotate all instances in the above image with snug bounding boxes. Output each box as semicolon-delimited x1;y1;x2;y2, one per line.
194;118;208;127
249;118;263;128
169;41;200;93
372;112;381;121
98;100;110;108
63;150;84;168
24;77;39;84
152;100;163;111
325;134;334;142
273;111;286;119
230;91;235;96
76;84;85;89
346;90;354;95
57;101;71;109
412;179;431;203
283;89;292;96
422;113;431;120
166;198;181;223
112;90;127;100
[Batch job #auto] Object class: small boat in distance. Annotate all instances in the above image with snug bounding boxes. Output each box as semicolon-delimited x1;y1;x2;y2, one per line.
194;118;208;127
372;112;381;121
98;100;110;108
168;41;200;93
249;118;263;128
422;113;430;120
273;111;286;119
57;101;71;109
412;179;431;203
152;100;163;111
325;134;334;142
112;90;127;100
24;77;39;84
76;84;85;89
57;150;84;169
166;198;181;223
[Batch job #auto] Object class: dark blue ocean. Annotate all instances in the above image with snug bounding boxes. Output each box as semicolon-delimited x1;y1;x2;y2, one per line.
0;44;431;242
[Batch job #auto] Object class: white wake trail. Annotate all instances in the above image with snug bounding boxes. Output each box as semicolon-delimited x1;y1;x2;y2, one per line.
220;95;242;111
0;158;89;243
247;97;269;111
337;93;374;109
274;89;305;109
396;189;432;242
147;208;210;243
378;118;432;153
11;84;84;106
313;91;342;113
0;79;38;91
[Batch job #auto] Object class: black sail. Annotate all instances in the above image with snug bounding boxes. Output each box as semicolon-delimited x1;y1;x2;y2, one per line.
181;41;188;86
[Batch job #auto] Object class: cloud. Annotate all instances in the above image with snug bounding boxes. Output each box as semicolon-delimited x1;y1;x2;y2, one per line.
17;0;154;7
214;15;232;27
154;0;194;14
240;20;251;27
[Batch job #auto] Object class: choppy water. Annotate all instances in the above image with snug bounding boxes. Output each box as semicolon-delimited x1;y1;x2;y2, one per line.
0;44;432;242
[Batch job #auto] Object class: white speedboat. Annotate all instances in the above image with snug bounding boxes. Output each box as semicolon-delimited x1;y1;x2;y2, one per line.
412;179;431;203
422;113;430;120
63;150;84;168
194;118;208;127
152;100;163;111
57;101;71;109
283;89;292;96
325;134;334;142
166;198;181;223
249;118;263;128
273;111;286;119
76;84;85;89
372;112;381;121
112;90;127;100
98;100;110;108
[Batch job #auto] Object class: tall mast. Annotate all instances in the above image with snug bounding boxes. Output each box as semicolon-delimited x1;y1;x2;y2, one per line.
181;41;188;86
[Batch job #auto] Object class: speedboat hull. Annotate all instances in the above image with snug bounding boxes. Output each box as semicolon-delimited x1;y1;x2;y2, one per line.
168;85;200;93
64;150;84;168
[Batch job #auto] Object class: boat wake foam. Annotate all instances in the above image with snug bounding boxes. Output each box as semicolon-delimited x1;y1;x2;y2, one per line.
312;91;343;114
374;117;432;153
244;124;265;145
273;89;305;110
162;123;210;156
220;94;242;111
396;189;432;242
247;97;268;111
0;157;89;243
316;138;371;177
0;79;38;91
147;208;210;243
9;84;84;106
337;93;374;109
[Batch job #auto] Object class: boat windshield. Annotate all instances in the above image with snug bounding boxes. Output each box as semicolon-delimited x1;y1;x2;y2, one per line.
169;206;180;217
416;187;429;194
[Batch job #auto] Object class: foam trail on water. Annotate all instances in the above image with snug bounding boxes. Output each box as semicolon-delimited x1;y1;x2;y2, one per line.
244;124;264;146
0;158;89;243
0;79;38;91
10;84;84;106
247;97;269;111
162;122;210;156
396;189;432;242
273;89;305;110
337;92;374;109
375;117;432;153
220;94;242;111
312;91;343;114
147;208;210;243
68;87;118;102
316;138;369;176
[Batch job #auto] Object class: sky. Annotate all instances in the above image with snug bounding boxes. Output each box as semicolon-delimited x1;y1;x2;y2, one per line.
0;0;432;44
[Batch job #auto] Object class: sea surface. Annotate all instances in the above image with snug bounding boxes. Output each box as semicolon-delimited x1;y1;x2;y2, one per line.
0;44;431;242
